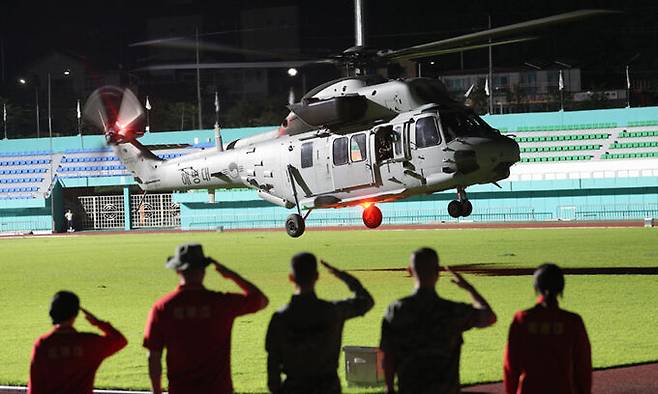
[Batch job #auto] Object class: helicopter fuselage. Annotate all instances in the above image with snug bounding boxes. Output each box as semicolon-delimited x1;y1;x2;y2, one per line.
117;103;519;213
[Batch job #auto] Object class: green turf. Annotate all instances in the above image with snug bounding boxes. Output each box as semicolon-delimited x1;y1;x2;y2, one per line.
0;227;657;392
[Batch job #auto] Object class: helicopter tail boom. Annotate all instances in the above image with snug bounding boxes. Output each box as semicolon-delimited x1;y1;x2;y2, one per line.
112;141;164;189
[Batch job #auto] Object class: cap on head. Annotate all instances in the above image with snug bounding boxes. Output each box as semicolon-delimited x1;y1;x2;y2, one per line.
290;252;318;286
410;247;440;281
49;291;80;325
165;243;212;272
533;263;565;297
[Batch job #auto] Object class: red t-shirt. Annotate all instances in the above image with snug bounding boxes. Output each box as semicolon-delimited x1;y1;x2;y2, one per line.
503;298;592;394
143;284;263;394
28;322;128;394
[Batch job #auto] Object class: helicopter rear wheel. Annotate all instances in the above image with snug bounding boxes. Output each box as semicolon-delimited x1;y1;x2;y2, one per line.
362;205;383;229
447;200;463;218
285;213;305;238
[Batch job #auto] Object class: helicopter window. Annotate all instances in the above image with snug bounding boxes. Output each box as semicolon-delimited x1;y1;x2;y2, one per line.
350;134;367;162
301;142;313;168
393;126;402;156
440;108;493;139
415;117;441;148
333;137;348;166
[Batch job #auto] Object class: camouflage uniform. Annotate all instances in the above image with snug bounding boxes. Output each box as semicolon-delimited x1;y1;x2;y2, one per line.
266;283;373;394
380;288;479;394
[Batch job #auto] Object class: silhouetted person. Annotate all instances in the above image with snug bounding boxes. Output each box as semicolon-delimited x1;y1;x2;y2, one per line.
65;209;74;232
504;263;592;394
143;243;269;394
28;291;127;394
265;252;374;394
380;247;497;394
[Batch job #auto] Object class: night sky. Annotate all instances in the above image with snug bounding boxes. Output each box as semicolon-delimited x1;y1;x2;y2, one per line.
1;1;657;76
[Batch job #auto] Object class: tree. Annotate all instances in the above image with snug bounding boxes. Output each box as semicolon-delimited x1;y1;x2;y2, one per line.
0;97;34;138
223;97;287;128
149;100;198;131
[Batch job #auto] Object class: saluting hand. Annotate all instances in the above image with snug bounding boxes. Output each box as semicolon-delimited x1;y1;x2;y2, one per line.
446;266;474;291
211;258;236;279
321;260;359;288
80;307;103;326
320;259;341;276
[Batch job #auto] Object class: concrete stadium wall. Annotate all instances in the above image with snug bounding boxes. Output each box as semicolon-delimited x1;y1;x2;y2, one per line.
174;175;658;230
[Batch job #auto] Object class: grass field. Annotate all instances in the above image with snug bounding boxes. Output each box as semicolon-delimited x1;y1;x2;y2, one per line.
1;227;657;392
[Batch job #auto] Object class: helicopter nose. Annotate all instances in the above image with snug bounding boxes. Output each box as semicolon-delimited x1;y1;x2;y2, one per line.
496;136;521;164
449;136;519;176
478;136;520;178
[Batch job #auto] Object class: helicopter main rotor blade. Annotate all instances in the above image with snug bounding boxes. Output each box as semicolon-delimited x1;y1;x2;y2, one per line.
135;59;334;72
388;36;538;61
132;37;292;59
380;9;617;61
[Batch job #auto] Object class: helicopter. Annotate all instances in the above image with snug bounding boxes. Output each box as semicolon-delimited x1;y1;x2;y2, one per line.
84;7;612;237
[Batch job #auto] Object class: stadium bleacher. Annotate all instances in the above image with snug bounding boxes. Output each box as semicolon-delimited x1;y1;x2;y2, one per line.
0;122;657;201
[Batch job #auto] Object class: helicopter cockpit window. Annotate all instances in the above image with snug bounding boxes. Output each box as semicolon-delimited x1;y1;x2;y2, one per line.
350;133;367;162
301;142;313;168
415;117;441;148
439;108;493;140
333;137;348;166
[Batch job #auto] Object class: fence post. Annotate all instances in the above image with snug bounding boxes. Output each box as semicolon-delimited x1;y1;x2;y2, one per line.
123;186;131;231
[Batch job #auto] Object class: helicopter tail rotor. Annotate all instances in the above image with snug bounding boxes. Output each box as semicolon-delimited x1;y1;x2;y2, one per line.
84;86;146;144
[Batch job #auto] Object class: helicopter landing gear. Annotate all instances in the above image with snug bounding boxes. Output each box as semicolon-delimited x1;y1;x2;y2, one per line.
285;213;306;238
362;204;383;229
448;187;473;218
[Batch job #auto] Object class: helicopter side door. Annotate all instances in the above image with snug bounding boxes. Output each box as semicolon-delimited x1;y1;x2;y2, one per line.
410;115;444;177
331;132;374;191
294;138;334;196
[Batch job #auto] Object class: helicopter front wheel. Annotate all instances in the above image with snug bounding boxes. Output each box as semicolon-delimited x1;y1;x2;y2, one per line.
461;200;473;217
285;213;305;238
448;200;463;218
448;199;473;218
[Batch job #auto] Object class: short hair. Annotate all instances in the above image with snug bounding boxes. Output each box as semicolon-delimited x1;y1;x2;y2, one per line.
411;247;440;280
49;291;80;325
291;252;318;286
533;263;565;297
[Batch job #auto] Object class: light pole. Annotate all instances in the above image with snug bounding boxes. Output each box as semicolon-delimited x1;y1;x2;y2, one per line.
47;73;52;136
287;68;307;103
287;68;298;105
18;77;40;137
195;27;202;129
